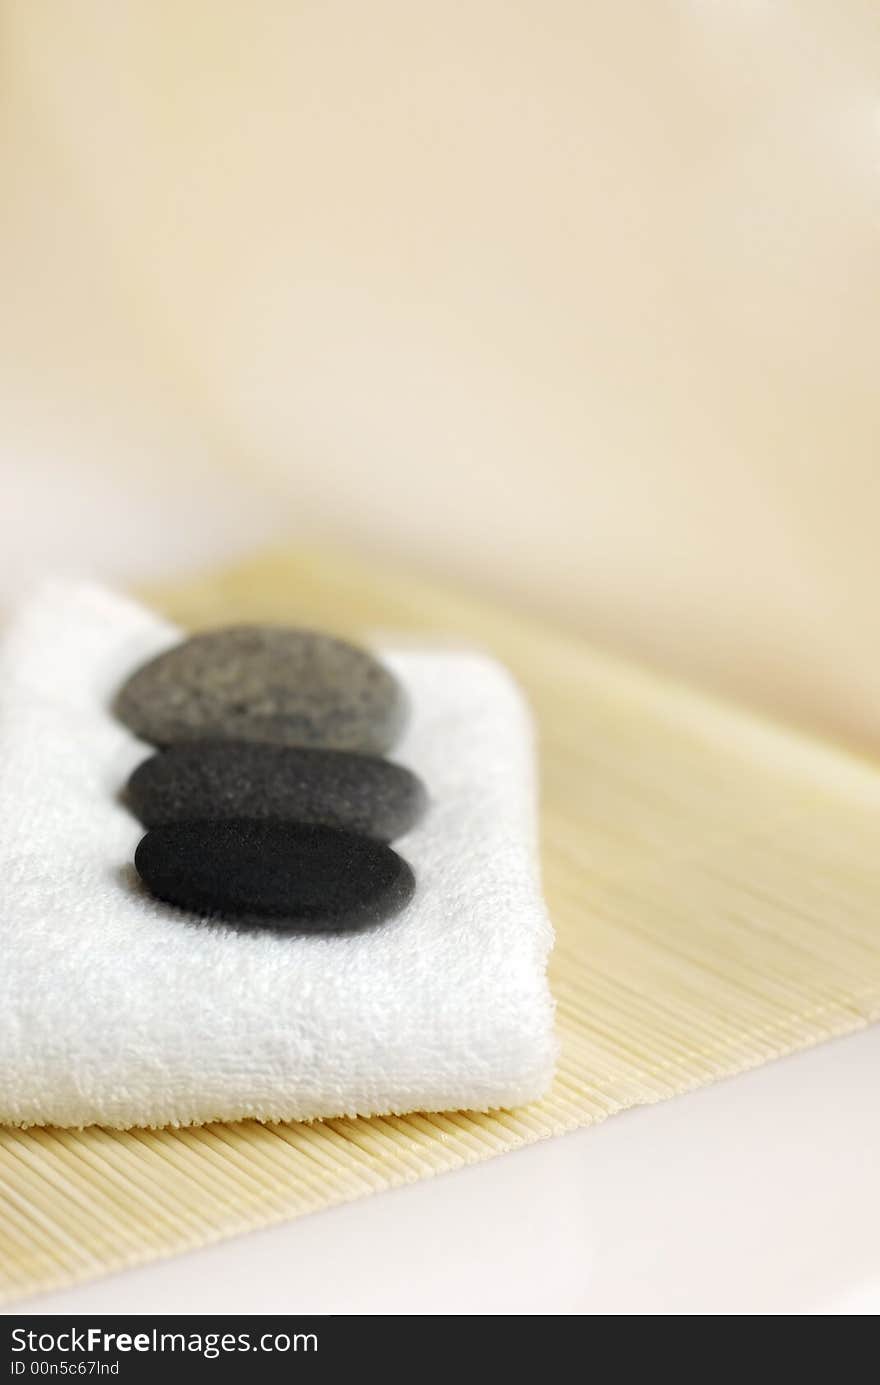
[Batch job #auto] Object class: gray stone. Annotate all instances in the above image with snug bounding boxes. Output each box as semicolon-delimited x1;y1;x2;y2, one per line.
127;741;427;841
134;819;416;930
115;625;407;753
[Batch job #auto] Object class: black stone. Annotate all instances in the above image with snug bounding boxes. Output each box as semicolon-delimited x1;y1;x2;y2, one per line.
115;625;407;754
127;741;427;841
134;819;416;930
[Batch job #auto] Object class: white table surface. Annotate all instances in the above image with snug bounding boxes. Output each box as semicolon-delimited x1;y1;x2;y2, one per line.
13;1024;880;1316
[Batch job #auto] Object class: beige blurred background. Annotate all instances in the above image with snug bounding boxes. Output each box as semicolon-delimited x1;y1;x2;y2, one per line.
2;1;879;750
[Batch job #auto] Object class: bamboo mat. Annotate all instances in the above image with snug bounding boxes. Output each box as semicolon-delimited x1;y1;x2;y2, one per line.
3;547;880;1306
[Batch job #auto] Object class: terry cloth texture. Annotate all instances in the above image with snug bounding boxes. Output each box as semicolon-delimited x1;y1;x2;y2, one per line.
0;582;556;1130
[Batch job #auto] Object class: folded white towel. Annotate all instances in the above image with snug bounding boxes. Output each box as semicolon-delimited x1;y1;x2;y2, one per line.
0;582;556;1129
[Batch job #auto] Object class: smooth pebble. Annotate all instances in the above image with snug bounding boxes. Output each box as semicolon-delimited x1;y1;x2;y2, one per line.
134;819;416;930
127;741;427;841
115;625;407;753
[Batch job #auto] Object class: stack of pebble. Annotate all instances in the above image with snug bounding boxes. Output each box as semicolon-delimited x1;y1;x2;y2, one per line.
115;626;427;931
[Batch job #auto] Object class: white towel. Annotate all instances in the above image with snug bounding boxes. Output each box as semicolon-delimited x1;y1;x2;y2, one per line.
0;582;556;1129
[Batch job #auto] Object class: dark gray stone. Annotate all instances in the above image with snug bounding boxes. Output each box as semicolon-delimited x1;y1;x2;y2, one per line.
134;819;415;930
115;626;407;753
127;742;427;841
